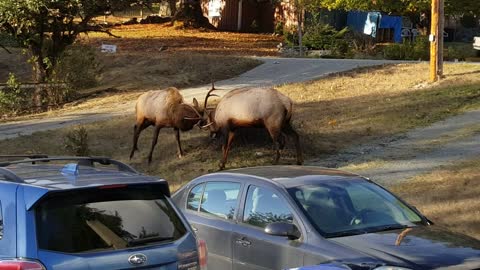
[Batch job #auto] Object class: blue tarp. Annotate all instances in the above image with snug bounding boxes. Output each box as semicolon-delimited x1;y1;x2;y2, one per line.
347;11;403;43
347;11;369;33
380;15;403;43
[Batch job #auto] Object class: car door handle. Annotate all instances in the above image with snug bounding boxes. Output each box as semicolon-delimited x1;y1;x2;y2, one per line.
235;238;251;247
191;226;198;232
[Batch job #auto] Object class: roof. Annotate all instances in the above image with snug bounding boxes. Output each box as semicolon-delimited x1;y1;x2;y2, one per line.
0;156;166;191
225;165;360;180
222;166;365;188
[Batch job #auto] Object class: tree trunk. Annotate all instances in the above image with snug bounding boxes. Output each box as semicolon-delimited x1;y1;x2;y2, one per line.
174;0;214;28
297;9;303;57
169;0;177;16
30;45;48;110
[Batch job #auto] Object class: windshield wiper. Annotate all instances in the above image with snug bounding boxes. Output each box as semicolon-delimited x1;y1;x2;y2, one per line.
127;236;174;247
327;229;369;238
370;224;411;233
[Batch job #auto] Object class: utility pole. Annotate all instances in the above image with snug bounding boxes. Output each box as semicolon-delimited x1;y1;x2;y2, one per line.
438;0;445;78
430;0;444;82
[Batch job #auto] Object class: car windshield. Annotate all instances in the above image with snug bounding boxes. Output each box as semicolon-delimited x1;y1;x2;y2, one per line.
35;185;186;253
288;179;425;238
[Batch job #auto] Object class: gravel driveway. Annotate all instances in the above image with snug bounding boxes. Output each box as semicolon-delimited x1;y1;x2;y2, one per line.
308;108;480;185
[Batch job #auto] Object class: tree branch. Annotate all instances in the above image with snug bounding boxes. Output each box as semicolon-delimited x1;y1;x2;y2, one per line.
84;26;121;38
0;43;11;54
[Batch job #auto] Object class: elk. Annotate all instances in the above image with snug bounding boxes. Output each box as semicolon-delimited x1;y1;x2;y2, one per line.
130;87;203;163
202;86;303;170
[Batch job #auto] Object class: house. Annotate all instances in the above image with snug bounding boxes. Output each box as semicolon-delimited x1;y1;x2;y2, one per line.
201;0;276;32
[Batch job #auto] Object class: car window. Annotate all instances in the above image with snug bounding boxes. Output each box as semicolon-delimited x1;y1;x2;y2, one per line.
187;183;205;211
288;180;424;238
0;201;3;240
35;185;187;253
346;184;421;223
243;186;294;228
199;182;241;220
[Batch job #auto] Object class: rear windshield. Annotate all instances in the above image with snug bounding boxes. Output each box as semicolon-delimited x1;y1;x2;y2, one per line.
35;185;186;253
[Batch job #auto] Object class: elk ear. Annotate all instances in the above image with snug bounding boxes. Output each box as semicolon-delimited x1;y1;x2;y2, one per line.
193;98;199;108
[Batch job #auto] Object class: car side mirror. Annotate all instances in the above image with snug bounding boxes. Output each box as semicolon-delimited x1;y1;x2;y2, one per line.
264;222;301;240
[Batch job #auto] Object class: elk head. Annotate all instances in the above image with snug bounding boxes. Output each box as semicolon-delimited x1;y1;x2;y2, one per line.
181;98;204;128
200;82;219;136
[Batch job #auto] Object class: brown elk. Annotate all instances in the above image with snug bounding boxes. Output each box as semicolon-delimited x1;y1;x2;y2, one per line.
130;87;203;163
202;86;303;170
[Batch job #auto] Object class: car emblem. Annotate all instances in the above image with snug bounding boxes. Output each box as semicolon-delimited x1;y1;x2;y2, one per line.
128;253;147;266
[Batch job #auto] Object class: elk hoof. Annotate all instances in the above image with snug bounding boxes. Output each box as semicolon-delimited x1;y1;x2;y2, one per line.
177;153;184;159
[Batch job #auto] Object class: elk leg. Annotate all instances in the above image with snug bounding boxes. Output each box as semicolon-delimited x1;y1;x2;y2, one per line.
147;125;162;164
174;128;184;158
130;121;149;159
278;133;287;150
283;123;303;165
267;126;281;164
220;130;235;170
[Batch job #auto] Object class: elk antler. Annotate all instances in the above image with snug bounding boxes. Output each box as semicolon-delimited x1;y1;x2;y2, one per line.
203;81;219;110
183;103;203;120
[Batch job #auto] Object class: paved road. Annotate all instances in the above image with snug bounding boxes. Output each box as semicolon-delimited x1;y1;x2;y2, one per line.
0;57;396;140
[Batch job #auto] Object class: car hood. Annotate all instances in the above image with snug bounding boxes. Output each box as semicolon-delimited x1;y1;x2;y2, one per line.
330;225;480;270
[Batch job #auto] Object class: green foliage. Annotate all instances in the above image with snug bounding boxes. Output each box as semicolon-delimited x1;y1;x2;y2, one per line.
0;0;135;83
445;43;477;61
0;73;30;114
53;45;101;90
64;126;90;156
383;37;429;60
460;14;478;28
306;0;479;16
303;23;349;51
0;32;19;47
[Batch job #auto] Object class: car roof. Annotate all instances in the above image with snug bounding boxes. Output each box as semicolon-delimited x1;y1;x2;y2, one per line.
221;166;365;188
0;157;166;191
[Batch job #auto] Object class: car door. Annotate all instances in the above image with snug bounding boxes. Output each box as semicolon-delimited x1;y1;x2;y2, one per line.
232;184;304;270
0;183;17;257
182;181;243;270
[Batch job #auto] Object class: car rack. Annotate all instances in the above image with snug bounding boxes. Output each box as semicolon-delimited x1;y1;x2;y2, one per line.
0;156;139;183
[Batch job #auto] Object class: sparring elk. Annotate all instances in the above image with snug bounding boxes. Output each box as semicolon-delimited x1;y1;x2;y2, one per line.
202;86;303;170
130;87;203;163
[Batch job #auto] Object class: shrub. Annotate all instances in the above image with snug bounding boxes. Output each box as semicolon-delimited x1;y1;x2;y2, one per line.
0;32;20;47
345;31;377;57
383;37;430;60
302;23;349;54
64;126;90;156
53;44;102;90
0;73;31;115
445;43;477;61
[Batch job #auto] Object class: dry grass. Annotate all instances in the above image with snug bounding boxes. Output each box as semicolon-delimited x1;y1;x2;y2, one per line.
390;159;480;239
82;23;281;56
0;48;32;82
277;63;480;157
1;63;479;189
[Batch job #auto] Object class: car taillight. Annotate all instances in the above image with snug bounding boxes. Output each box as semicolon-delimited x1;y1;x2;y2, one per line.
197;239;208;270
0;259;46;270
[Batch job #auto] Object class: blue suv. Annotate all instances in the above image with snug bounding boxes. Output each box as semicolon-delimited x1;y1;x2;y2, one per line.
0;155;206;270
